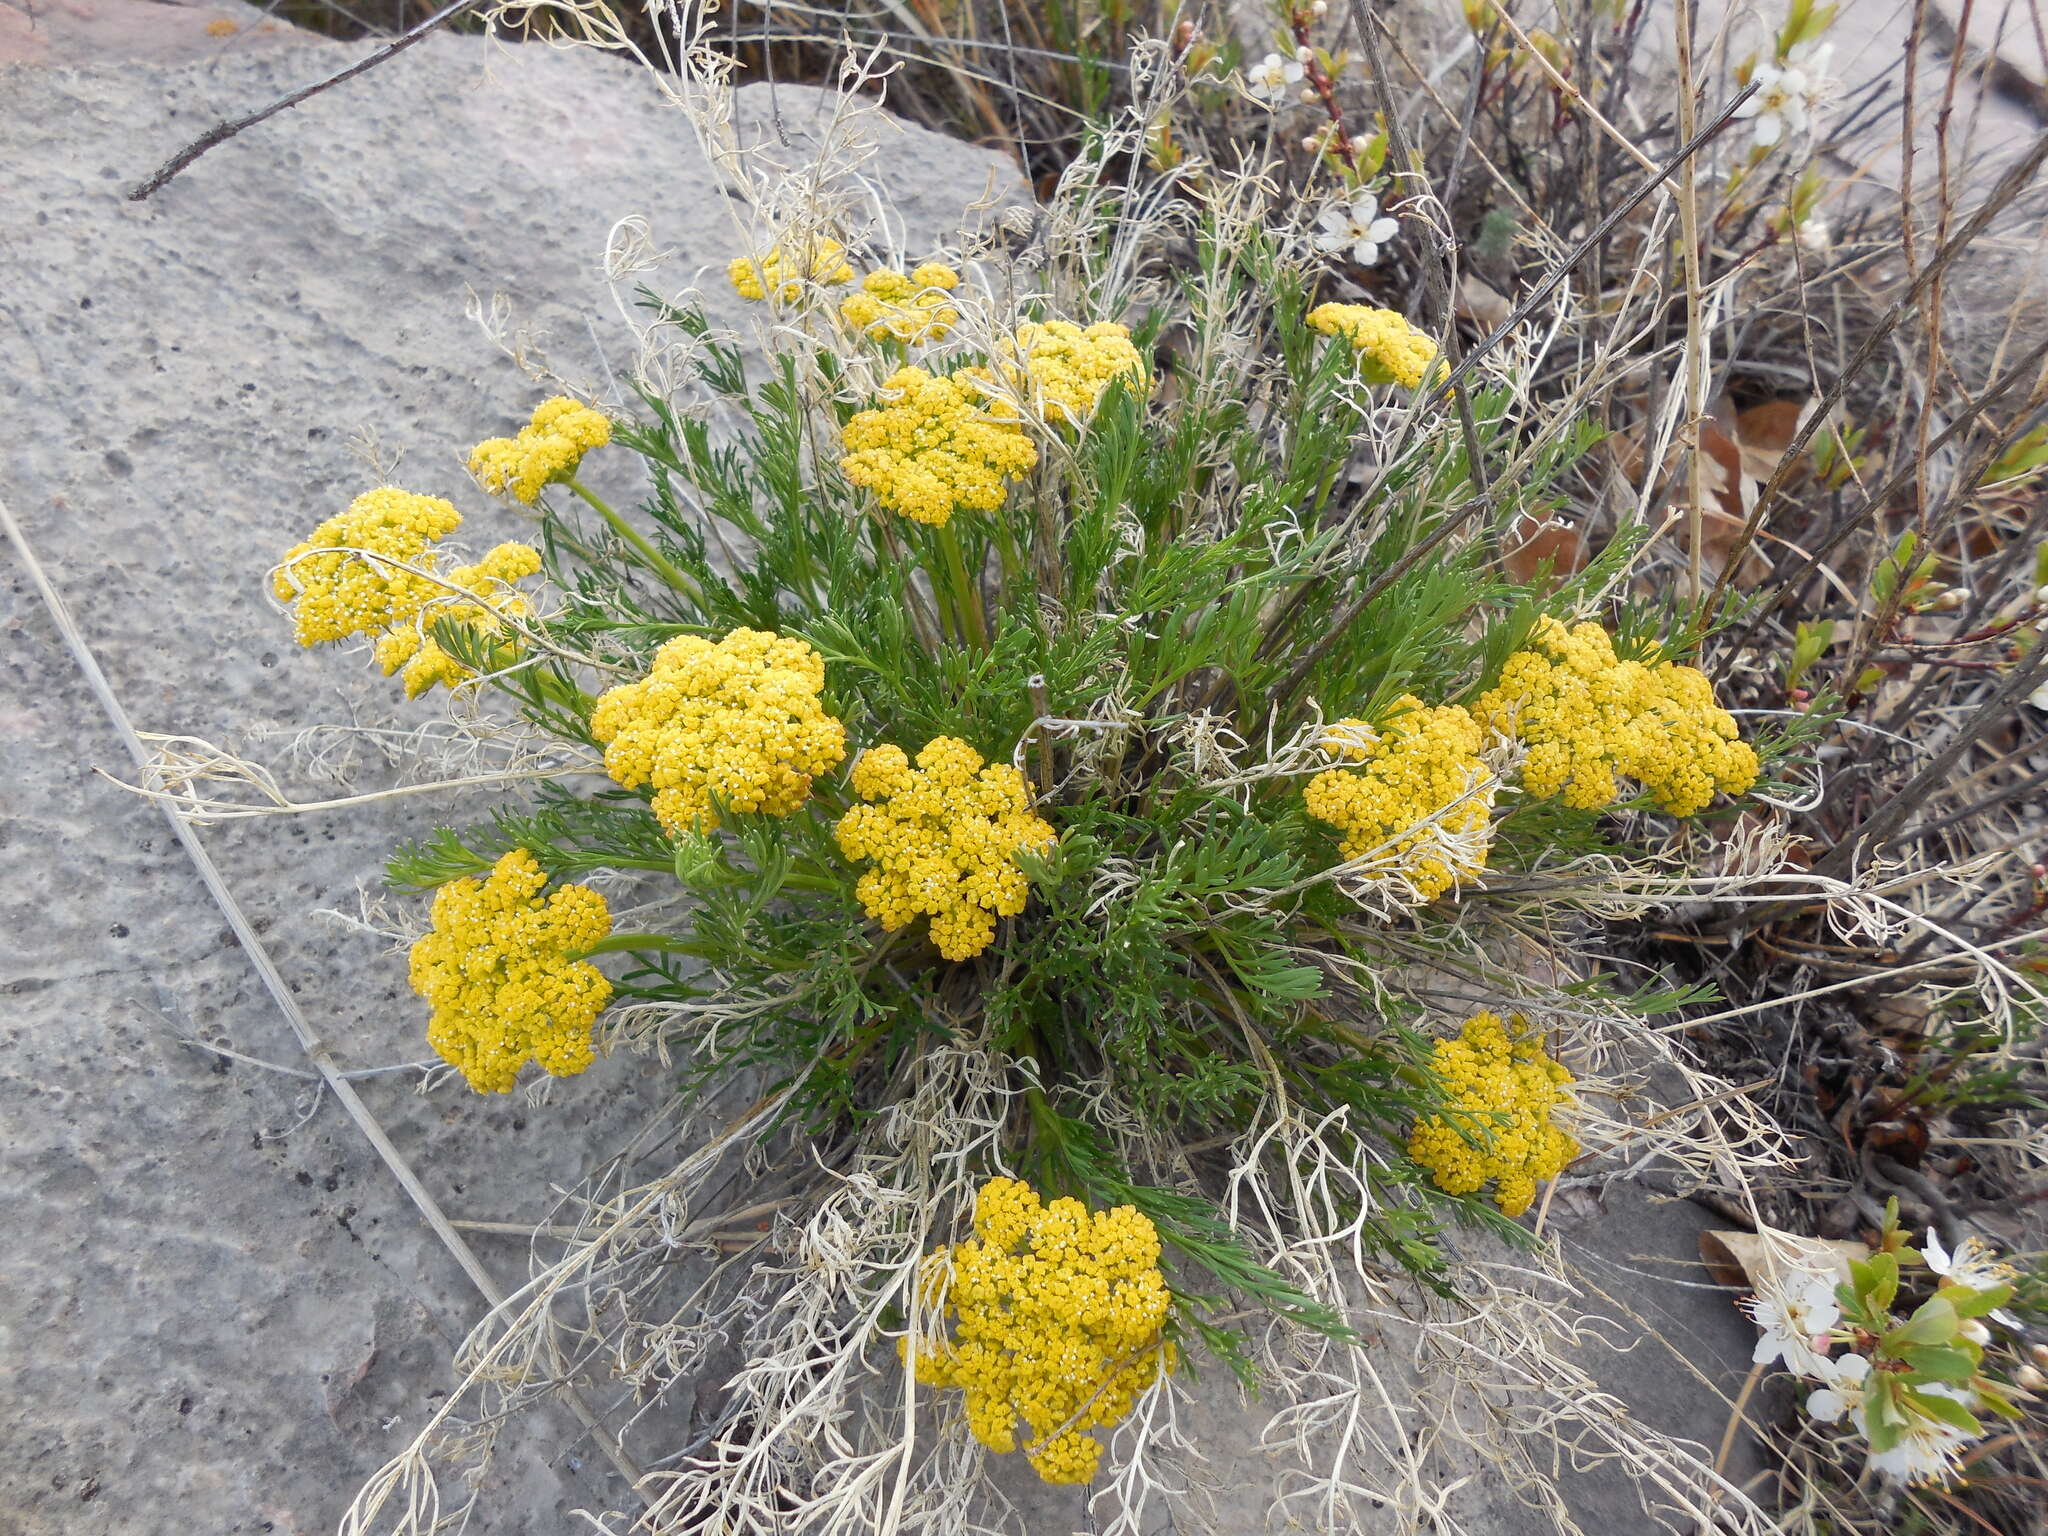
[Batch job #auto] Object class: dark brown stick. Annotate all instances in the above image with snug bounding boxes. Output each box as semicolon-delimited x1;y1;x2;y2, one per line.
128;0;482;202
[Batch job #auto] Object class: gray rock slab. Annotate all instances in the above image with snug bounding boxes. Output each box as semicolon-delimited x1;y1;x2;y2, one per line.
0;26;1024;1536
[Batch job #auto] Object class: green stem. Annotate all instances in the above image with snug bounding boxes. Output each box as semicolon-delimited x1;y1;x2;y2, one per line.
576;933;718;959
936;521;988;649
566;477;703;602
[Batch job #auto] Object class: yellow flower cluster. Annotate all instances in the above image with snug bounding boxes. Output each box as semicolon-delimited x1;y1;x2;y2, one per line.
839;367;1038;527
727;238;854;301
407;849;614;1095
841;262;962;344
835;737;1055;960
274;488;542;697
371;541;542;698
1473;617;1759;815
1302;696;1494;901
1307;302;1440;390
908;1178;1174;1485
970;319;1148;426
1407;1011;1577;1217
468;396;611;505
588;627;846;837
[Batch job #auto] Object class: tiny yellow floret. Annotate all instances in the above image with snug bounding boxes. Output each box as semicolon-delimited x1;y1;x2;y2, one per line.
588;627;847;837
727;239;855;301
1307;302;1440;390
407;849;614;1095
468;396;611;505
841;263;962;344
905;1177;1174;1484
1473;616;1759;815
1303;696;1494;901
1407;1010;1577;1217
839;367;1038;527
835;737;1055;960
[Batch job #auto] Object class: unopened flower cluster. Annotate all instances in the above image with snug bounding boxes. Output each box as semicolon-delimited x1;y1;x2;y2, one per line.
1406;1010;1577;1217
1308;303;1440;389
1303;697;1494;900
274;487;541;696
970;319;1148;426
407;849;613;1094
907;1177;1173;1485
727;238;853;301
841;263;962;344
839;367;1038;527
468;396;612;506
589;628;846;836
1474;617;1758;815
835;737;1055;960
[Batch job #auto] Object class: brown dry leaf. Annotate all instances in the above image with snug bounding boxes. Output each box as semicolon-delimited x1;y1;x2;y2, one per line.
1687;418;1774;587
1733;397;1817;483
1699;1230;1868;1293
1455;273;1513;329
1502;512;1588;588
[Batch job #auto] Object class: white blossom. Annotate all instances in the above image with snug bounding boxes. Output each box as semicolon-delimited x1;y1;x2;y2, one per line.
1924;1228;2019;1325
1315;189;1400;266
1746;1268;1840;1376
1246;52;1304;103
1805;1349;1870;1424
1867;1385;1982;1486
1734;45;1832;148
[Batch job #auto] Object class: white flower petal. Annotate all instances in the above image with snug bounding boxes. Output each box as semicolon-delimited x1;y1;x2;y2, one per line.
1367;217;1399;244
1753;113;1785;147
1353;240;1381;265
1807;1387;1847;1423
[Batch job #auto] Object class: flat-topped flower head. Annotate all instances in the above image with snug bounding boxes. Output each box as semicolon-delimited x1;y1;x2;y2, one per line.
274;487;464;648
407;849;613;1094
905;1177;1173;1484
841;262;962;344
840;367;1038;527
371;541;543;698
468;396;611;505
1307;303;1440;390
1303;696;1494;901
727;238;855;301
835;736;1055;960
588;627;846;837
1473;617;1758;815
1406;1010;1577;1217
966;319;1149;428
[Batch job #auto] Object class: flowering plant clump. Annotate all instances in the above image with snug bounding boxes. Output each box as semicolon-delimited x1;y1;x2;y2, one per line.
908;1177;1174;1485
407;849;613;1094
1406;1010;1578;1216
1742;1208;2029;1488
726;238;854;301
839;367;1039;526
1303;697;1493;899
468;396;612;506
835;737;1055;960
840;262;963;344
1307;302;1440;389
258;92;1805;1528
1475;616;1759;814
588;627;846;836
